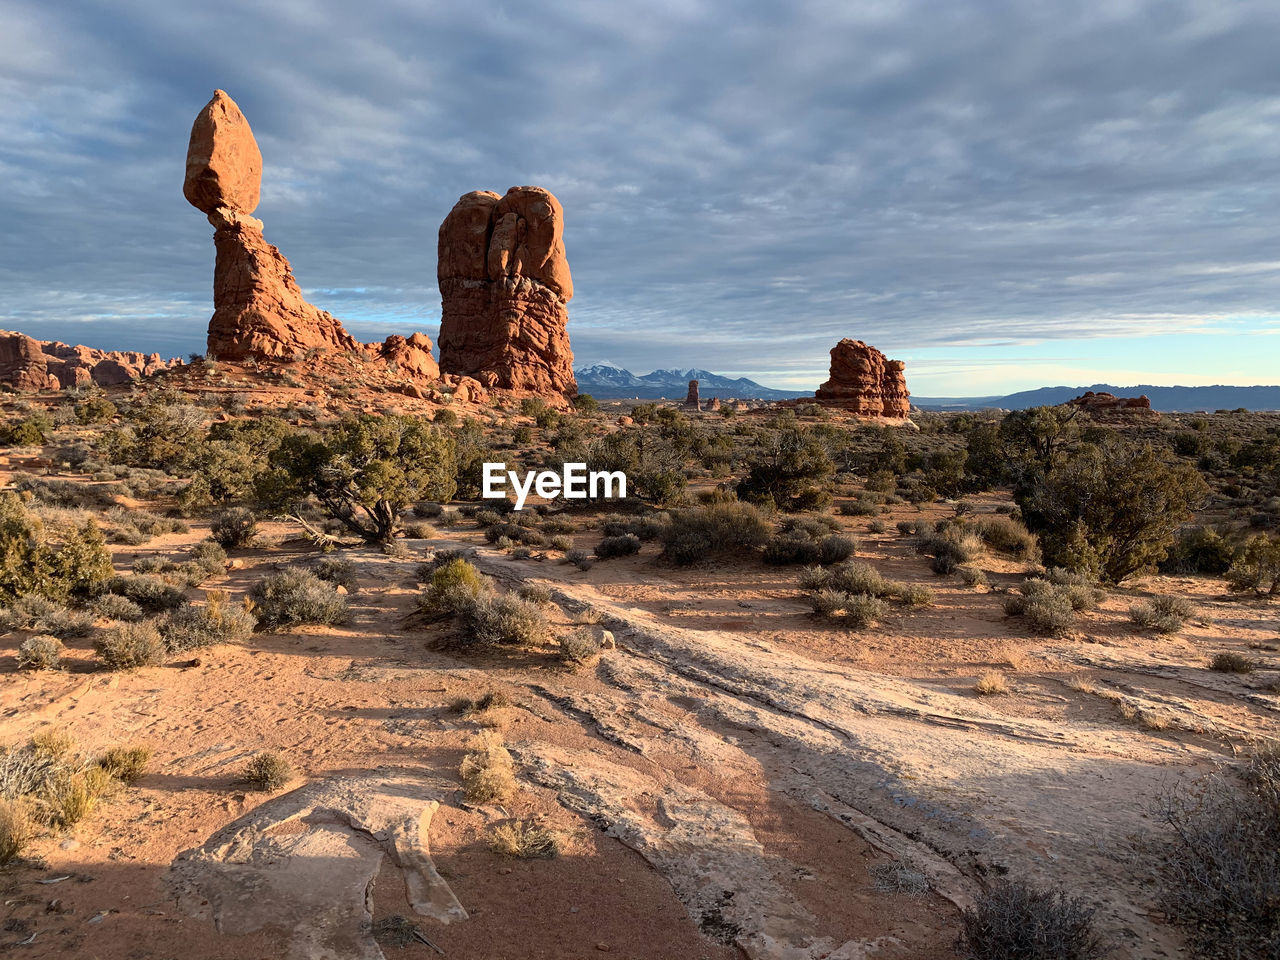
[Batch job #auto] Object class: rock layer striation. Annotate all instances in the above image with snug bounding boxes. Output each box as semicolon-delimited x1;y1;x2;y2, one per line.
437;187;577;396
814;338;910;417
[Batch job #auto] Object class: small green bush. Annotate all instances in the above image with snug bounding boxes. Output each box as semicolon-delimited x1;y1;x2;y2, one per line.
419;559;487;619
96;745;151;784
93;593;144;622
17;635;65;670
1209;652;1256;674
661;502;772;565
161;591;257;651
240;752;293;791
594;534;642;559
210;507;258;548
1128;596;1193;633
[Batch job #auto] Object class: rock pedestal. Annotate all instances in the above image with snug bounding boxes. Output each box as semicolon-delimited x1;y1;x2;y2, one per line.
437;187;577;397
814;339;910;418
683;379;701;410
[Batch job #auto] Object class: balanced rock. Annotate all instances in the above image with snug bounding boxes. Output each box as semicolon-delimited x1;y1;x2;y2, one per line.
186;90;362;363
437;186;577;397
0;330;177;392
814;339;910;417
1066;391;1158;418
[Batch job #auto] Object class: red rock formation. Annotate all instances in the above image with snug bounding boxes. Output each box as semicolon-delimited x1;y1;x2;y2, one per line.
378;333;439;380
705;397;721;412
683;379;700;410
0;330;178;392
814;339;910;418
186;90;362;363
1066;391;1158;418
437;187;576;397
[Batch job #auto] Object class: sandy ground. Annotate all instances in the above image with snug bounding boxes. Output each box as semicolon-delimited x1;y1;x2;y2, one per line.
1;474;1276;958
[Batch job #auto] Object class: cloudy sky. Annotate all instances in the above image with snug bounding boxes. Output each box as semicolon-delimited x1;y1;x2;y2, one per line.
2;0;1278;394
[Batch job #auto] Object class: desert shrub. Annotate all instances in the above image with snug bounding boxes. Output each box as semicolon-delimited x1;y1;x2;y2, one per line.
972;516;1039;560
107;574;187;612
240;752;293;791
960;879;1106;960
485;522;546;547
312;555;357;591
808;590;887;628
559;627;602;666
95;746;151;784
764;531;855;566
105;507;188;545
1209;652;1256;674
161;591;257;651
1225;534;1280;596
595;534;641;559
260;414;457;543
491;819;558;858
894;583;935;606
1;595;94;638
975;670;1010;696
599;514;665;540
43;766;113;828
1128;596;1193;633
736;427;835;511
1044;568;1106;610
462;592;550;648
1018;438;1208;583
93;593;144;622
93;621;166;669
0;492;112;603
1159;525;1237;575
839;499;880;517
518;583;553;606
957;565;989;588
917;527;983;575
0;416;50;447
660;502;771;565
17;635;65;670
250;570;349;629
419;559;487;619
1003;581;1077;635
74;395;116;424
1156;751;1280;959
210;507;258;548
459;739;517;803
189;539;228;579
0;800;32;864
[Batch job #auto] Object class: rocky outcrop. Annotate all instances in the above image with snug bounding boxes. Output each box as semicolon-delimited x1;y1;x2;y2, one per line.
437;187;577;397
682;379;700;410
705;396;721;412
377;332;439;380
1066;391;1158;418
186;90;363;363
814;339;910;417
0;330;177;392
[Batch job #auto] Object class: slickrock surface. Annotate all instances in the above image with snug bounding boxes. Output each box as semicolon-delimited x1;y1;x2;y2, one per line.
0;329;177;392
1067;390;1159;418
814;339;910;417
437;187;577;397
170;773;465;960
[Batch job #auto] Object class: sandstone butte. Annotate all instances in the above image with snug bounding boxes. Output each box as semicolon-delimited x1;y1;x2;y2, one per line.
1066;390;1159;418
683;379;701;410
437;187;578;397
0;330;178;393
813;338;910;417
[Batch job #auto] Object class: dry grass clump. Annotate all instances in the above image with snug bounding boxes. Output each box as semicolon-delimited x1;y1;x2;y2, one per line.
490;819;559;859
961;879;1106;960
1209;652;1256;674
956;565;989;588
916;525;984;574
239;752;293;791
95;745;151;784
454;691;512;727
1128;595;1194;634
459;739;517;804
44;766;113;828
249;569;349;628
868;859;930;895
974;671;1010;696
971;516;1040;560
93;621;166;670
0;799;33;864
17;634;65;670
161;590;257;651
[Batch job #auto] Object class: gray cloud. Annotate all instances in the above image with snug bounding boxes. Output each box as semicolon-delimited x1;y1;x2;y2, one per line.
1;0;1279;388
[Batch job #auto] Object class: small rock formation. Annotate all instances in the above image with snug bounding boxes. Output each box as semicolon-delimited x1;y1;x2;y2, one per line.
1067;391;1158;418
378;332;439;380
814;338;910;417
706;396;721;412
437;187;577;397
186;90;363;362
0;330;177;392
170;774;465;960
682;379;700;410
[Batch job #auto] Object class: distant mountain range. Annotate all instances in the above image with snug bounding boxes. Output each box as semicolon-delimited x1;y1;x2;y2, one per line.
910;383;1280;413
574;364;805;400
576;366;1280;412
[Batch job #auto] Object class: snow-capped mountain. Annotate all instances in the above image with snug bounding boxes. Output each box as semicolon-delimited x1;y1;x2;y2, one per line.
574;364;805;400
